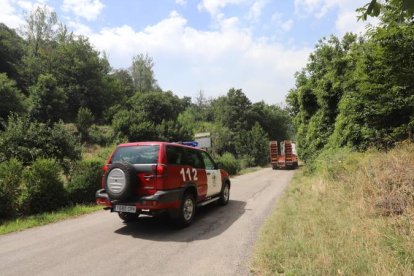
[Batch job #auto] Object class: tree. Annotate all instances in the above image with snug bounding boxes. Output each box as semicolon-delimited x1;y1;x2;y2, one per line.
212;88;252;132
330;23;414;150
0;115;81;171
22;5;59;57
247;102;292;141
128;91;186;124
358;0;414;22
112;91;189;141
235;123;269;166
286;35;358;161
21;6;61;86
49;35;112;121
28;74;67;123
76;107;94;142
111;69;134;98
0;23;26;89
130;53;159;93
0;73;26;125
112;110;157;141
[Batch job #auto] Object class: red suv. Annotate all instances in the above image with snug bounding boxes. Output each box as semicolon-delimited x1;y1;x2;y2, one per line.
96;142;231;227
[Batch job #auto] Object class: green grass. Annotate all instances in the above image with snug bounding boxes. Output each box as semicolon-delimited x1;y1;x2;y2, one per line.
251;143;414;275
0;204;102;235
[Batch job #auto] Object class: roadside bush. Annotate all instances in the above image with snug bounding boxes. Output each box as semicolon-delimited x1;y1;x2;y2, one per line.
0;159;23;219
76;107;94;142
88;125;114;146
67;158;102;204
216;152;240;175
0;115;81;173
19;159;66;215
239;155;255;170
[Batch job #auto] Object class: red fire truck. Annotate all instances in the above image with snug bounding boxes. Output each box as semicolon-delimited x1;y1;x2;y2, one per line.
269;140;298;169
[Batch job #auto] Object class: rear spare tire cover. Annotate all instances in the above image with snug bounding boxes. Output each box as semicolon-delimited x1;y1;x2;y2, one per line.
105;163;137;201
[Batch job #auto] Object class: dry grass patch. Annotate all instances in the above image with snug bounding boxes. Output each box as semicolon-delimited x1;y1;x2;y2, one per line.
251;143;414;275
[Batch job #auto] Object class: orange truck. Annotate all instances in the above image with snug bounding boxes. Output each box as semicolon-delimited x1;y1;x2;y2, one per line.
269;140;298;169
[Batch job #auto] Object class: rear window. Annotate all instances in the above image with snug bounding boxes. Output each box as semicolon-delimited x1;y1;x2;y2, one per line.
111;145;159;164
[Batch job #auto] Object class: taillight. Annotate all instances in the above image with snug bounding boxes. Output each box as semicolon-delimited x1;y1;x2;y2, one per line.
156;164;168;176
102;165;108;173
100;165;107;188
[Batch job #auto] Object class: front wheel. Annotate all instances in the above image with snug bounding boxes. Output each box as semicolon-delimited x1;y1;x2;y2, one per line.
218;182;230;206
118;212;140;223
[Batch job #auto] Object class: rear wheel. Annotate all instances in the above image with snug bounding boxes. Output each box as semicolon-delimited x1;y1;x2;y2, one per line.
172;192;196;228
118;212;140;223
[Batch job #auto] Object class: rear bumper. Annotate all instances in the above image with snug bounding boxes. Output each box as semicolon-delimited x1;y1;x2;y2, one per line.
95;188;183;210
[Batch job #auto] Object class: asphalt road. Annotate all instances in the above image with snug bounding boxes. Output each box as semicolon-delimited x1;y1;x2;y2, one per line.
0;168;294;276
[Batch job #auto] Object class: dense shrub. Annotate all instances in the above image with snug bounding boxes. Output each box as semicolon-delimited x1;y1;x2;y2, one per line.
19;159;66;215
0;73;26;126
216;152;240;175
0;115;81;172
67;158;102;204
88;125;114;146
76;107;94;142
0;159;23;219
235;123;269;167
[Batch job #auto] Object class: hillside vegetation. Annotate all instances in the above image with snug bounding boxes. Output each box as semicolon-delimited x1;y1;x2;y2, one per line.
252;142;414;275
286;0;413;162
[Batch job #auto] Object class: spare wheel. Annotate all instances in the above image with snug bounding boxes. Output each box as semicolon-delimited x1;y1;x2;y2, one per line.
105;162;137;201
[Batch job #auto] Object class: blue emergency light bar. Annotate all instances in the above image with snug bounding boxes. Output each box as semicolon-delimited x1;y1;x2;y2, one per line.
181;141;199;147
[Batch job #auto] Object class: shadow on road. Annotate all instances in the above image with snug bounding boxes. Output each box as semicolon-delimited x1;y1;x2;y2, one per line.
114;200;246;242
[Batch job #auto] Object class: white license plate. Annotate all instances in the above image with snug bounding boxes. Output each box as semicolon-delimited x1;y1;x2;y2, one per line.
114;205;136;213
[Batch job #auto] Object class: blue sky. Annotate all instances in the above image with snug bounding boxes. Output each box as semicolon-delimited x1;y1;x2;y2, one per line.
1;0;376;104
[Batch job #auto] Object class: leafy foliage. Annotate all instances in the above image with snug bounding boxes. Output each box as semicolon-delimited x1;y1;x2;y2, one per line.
288;6;414;161
29;74;67;123
0;73;26;125
19;158;66;215
67;159;102;204
0;159;24;219
130;53;160;93
0;115;81;170
0;23;25;88
216;152;240;175
358;0;414;22
76;107;94;142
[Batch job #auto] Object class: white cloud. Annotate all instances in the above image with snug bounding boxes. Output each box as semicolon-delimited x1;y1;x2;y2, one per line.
248;0;268;21
0;0;26;29
0;0;58;32
197;0;245;17
271;12;294;32
294;0;336;18
294;0;379;36
88;11;310;104
176;0;187;5
62;0;104;21
67;20;92;36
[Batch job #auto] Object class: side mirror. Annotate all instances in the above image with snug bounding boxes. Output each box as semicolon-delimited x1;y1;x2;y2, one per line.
215;162;223;170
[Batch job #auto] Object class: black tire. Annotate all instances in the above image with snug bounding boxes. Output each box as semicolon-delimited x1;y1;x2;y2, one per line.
118;212;140;223
104;162;137;201
218;182;230;206
173;192;196;228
